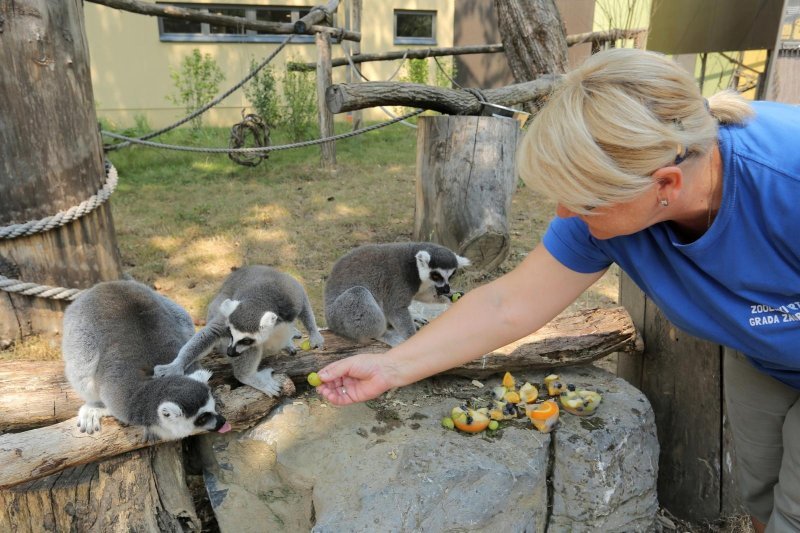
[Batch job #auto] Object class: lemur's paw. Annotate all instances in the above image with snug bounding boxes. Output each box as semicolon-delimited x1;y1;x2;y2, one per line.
291;326;303;339
77;404;108;434
309;332;325;350
244;368;282;397
154;363;182;378
283;345;298;356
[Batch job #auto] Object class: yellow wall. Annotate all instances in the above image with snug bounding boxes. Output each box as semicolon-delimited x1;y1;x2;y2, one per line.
84;0;454;128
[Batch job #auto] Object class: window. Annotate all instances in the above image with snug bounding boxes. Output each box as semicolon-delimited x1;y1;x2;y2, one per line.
394;10;436;45
157;4;315;43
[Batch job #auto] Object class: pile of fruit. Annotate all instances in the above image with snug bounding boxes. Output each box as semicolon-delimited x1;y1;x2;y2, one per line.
441;371;602;435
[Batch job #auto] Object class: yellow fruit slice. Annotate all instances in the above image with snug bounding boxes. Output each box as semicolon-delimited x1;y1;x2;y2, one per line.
504;391;521;404
519;382;539;403
544;374;564;396
502;371;515;389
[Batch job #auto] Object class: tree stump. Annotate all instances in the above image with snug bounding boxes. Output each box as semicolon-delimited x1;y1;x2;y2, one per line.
414;115;519;271
0;442;201;532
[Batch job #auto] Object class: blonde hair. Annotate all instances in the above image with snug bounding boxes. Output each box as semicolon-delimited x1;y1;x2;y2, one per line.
517;48;754;214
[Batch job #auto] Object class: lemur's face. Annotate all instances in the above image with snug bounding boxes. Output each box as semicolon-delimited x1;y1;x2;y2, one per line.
414;250;470;303
219;299;278;357
150;370;230;441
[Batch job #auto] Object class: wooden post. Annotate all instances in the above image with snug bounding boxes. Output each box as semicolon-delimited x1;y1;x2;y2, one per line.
0;0;124;344
617;272;742;520
414;115;519;271
316;30;336;168
350;0;363;130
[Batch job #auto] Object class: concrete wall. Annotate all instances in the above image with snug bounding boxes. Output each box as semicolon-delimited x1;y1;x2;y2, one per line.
84;0;454;128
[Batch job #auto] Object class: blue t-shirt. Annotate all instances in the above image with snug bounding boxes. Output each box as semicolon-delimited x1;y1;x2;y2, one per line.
543;101;800;388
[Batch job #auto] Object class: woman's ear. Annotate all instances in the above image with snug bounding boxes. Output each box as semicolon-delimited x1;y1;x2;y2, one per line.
652;166;684;203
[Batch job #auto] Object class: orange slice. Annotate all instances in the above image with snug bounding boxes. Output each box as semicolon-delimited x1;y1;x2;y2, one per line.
502;371;516;389
528;401;560;433
451;406;491;433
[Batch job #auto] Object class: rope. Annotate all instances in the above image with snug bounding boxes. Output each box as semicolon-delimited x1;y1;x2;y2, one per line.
228;113;270;167
104;34;295;151
0;276;84;301
0;163;119;240
101;107;424;153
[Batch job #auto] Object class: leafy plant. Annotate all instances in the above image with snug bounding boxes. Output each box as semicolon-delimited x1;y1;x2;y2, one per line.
434;57;458;89
280;66;318;142
402;58;429;85
244;59;280;127
167;49;225;130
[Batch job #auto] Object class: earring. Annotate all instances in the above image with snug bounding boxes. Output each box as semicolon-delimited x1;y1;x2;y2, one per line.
659;198;669;207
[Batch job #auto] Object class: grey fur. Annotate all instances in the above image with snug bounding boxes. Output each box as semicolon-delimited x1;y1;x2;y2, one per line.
324;242;469;346
62;280;226;442
154;265;324;396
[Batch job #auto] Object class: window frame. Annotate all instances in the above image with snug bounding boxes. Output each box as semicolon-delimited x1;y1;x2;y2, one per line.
393;9;437;46
157;3;315;43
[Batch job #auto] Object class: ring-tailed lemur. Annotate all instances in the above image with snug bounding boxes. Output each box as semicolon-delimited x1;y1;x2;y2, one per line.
62;280;230;442
154;265;324;396
324;242;470;346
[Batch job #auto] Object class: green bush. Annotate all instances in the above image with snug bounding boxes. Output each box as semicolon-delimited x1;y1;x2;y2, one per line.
167;49;225;130
244;59;280;127
280;67;318;142
434;57;458;89
402;58;429;85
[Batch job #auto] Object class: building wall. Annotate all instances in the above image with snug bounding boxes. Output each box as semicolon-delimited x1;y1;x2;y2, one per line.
84;0;454;128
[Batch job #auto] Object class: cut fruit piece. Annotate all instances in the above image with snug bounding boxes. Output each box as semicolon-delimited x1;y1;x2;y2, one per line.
493;386;508;401
504;391;521;404
441;417;455;430
544;374;564;396
519;382;539;403
560;390;602;416
528;400;560;433
450;406;491;433
502;372;516;389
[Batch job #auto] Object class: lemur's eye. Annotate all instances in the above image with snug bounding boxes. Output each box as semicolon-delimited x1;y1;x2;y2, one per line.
195;413;211;426
430;272;443;282
238;338;255;346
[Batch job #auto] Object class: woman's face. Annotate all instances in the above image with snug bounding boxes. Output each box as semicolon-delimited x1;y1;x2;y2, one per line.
555;187;663;240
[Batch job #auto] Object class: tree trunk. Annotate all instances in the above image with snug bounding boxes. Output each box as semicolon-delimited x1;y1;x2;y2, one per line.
414;115;519;271
493;0;568;112
0;0;124;344
0;442;201;532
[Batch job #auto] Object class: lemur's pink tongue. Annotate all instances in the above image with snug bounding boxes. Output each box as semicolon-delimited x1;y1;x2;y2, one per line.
218;421;232;433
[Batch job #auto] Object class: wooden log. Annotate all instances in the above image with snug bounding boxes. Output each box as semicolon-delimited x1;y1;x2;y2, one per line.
288;29;646;71
617;272;739;521
316;30;336;168
0;377;295;490
0;442;200;532
325;75;560;114
0;0;125;344
348;0;363;129
414;115;518;270
86;0;360;41
0;306;638;434
295;0;339;34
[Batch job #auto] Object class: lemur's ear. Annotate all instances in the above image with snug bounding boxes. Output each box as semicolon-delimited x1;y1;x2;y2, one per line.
260;311;278;330
158;401;183;419
456;255;471;268
187;369;212;384
219;299;239;317
415;250;431;269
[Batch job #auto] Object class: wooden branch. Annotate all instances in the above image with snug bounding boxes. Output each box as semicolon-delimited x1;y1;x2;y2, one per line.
295;0;339;34
0;377;295;490
325;75;561;114
287;29;646;71
0;306;638;433
86;0;360;42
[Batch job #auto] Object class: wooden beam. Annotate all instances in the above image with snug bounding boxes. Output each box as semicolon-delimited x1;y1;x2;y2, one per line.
287;29;646;71
86;0;361;42
325;75;561;114
295;0;340;34
316;30;336;168
0;376;295;490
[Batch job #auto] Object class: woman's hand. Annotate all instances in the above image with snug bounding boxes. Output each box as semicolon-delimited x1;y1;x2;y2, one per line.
316;353;399;405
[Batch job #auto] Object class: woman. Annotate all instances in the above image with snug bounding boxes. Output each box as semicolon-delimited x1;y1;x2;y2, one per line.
316;48;800;532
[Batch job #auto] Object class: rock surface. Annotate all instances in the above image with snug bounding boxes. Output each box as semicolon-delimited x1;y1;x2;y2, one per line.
196;365;658;532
